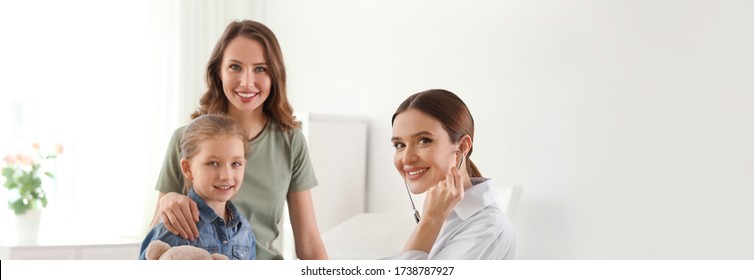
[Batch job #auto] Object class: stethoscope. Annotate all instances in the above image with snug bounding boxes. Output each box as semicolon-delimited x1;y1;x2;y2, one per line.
404;151;464;224
403;180;422;224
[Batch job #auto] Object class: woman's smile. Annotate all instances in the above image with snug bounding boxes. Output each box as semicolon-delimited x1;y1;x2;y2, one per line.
405;167;429;180
236;91;258;100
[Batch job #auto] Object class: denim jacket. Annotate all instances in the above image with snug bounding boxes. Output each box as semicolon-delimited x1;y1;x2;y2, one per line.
139;188;256;260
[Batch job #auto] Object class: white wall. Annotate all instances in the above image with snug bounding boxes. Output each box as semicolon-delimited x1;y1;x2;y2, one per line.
265;0;754;259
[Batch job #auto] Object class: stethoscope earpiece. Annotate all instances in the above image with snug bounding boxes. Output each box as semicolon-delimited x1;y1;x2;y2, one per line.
456;151;465;170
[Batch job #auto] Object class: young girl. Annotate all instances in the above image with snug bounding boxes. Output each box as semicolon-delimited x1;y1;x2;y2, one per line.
150;20;327;259
140;114;255;260
389;89;516;259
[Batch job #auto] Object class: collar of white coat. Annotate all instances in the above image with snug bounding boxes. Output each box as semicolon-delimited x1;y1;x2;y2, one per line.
453;177;497;220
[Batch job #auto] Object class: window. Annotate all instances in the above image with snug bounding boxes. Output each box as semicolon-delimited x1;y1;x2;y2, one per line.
0;0;263;241
0;0;163;238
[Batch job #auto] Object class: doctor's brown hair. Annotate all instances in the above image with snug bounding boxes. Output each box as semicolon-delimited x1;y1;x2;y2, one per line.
180;114;249;194
391;89;482;177
191;20;298;131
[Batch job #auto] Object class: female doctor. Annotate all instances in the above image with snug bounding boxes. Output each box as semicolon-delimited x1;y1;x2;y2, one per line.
389;89;516;260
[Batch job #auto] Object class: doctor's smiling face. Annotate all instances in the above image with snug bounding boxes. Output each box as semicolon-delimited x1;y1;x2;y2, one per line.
392;108;459;194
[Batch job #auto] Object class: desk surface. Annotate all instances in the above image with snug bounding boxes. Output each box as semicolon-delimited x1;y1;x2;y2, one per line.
322;213;416;260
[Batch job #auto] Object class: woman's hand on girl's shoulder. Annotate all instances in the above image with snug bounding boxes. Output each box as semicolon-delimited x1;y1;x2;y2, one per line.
158;192;200;241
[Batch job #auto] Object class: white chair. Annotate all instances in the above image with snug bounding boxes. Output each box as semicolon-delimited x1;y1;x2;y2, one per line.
322;184;523;259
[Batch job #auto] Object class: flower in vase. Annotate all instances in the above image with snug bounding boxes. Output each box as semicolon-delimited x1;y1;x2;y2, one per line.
2;143;63;215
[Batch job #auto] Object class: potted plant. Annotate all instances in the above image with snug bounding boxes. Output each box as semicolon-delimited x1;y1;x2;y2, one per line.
2;143;63;241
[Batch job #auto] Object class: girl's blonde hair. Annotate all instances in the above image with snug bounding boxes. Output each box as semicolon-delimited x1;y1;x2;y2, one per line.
180;114;249;194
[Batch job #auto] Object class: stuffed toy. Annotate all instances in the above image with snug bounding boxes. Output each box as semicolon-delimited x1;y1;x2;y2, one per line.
145;240;229;260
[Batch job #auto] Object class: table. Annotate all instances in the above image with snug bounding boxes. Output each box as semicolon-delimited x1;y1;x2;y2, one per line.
321;213;416;260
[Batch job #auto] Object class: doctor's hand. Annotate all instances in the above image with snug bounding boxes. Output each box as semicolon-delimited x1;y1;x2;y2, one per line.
421;165;464;223
158;192;200;241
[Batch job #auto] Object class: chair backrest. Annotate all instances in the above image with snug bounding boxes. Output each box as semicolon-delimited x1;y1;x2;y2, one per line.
495;185;523;222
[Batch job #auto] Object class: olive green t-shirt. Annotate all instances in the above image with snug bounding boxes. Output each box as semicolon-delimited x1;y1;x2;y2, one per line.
155;120;318;260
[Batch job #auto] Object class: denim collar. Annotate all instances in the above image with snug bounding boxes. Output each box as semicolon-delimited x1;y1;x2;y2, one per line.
188;188;242;228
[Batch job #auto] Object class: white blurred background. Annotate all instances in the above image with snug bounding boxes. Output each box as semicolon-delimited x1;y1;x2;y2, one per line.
1;0;752;259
